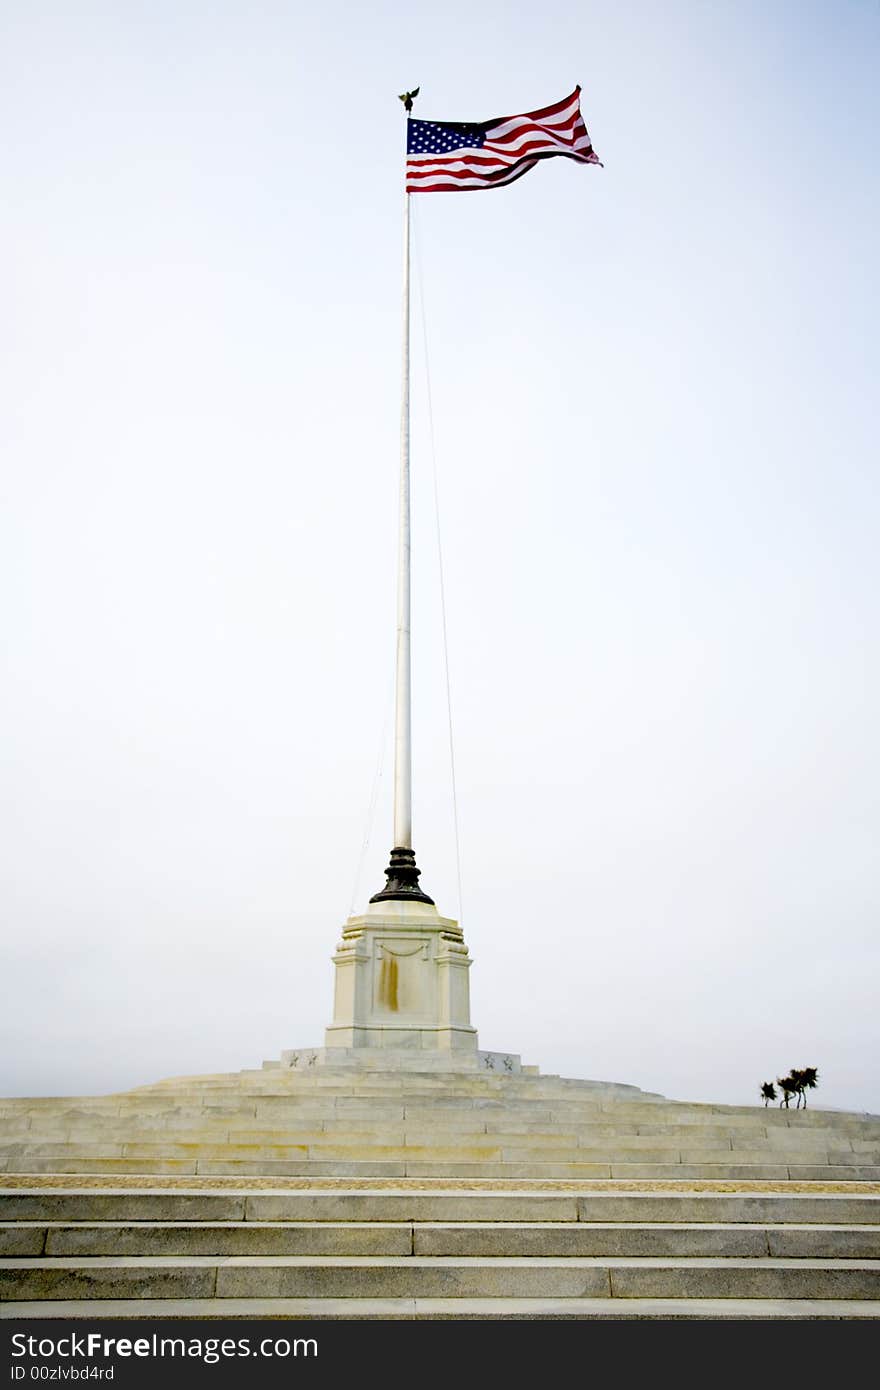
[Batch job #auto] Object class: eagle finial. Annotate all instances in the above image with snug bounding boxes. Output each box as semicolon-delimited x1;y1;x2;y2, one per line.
398;87;420;114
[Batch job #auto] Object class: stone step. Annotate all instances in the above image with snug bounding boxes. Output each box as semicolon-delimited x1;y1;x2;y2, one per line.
140;1074;633;1091
4;1188;879;1225
4;1137;871;1168
7;1091;870;1121
0;1222;412;1257
141;1093;874;1122
14;1122;873;1147
2;1254;879;1301
9;1137;874;1162
11;1126;871;1153
8;1127;876;1160
4;1295;879;1320
3;1220;878;1259
6;1105;876;1145
411;1222;880;1260
396;1163;880;1182
8;1158;880;1180
2;1075;870;1096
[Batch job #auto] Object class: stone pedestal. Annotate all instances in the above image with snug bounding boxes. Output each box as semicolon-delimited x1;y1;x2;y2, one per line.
324;899;477;1056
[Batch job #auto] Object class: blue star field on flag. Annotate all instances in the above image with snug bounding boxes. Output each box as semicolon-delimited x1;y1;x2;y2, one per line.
407;121;487;156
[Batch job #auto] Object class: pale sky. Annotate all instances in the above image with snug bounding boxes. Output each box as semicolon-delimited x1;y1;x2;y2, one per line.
2;1;878;1112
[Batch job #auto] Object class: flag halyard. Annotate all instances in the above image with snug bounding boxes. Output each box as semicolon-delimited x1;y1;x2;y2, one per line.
406;86;601;193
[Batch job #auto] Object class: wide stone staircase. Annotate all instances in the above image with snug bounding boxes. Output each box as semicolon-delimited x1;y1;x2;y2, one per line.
1;1066;879;1318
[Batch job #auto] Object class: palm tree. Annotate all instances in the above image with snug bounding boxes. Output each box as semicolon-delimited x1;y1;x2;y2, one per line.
760;1082;777;1107
788;1068;807;1109
778;1075;799;1109
800;1066;819;1108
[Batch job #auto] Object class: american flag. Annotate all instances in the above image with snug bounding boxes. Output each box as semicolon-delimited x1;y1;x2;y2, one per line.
406;86;601;194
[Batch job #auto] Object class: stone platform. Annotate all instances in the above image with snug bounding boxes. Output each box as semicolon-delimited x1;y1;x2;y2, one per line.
1;1063;879;1317
1;1064;873;1184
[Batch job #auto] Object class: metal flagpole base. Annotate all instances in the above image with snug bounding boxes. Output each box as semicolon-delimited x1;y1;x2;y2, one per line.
370;846;434;905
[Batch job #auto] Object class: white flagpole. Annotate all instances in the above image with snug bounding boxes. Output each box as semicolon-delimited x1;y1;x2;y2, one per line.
393;184;412;851
372;91;432;905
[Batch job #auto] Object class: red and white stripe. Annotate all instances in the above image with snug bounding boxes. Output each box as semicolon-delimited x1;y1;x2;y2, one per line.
406;87;601;194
